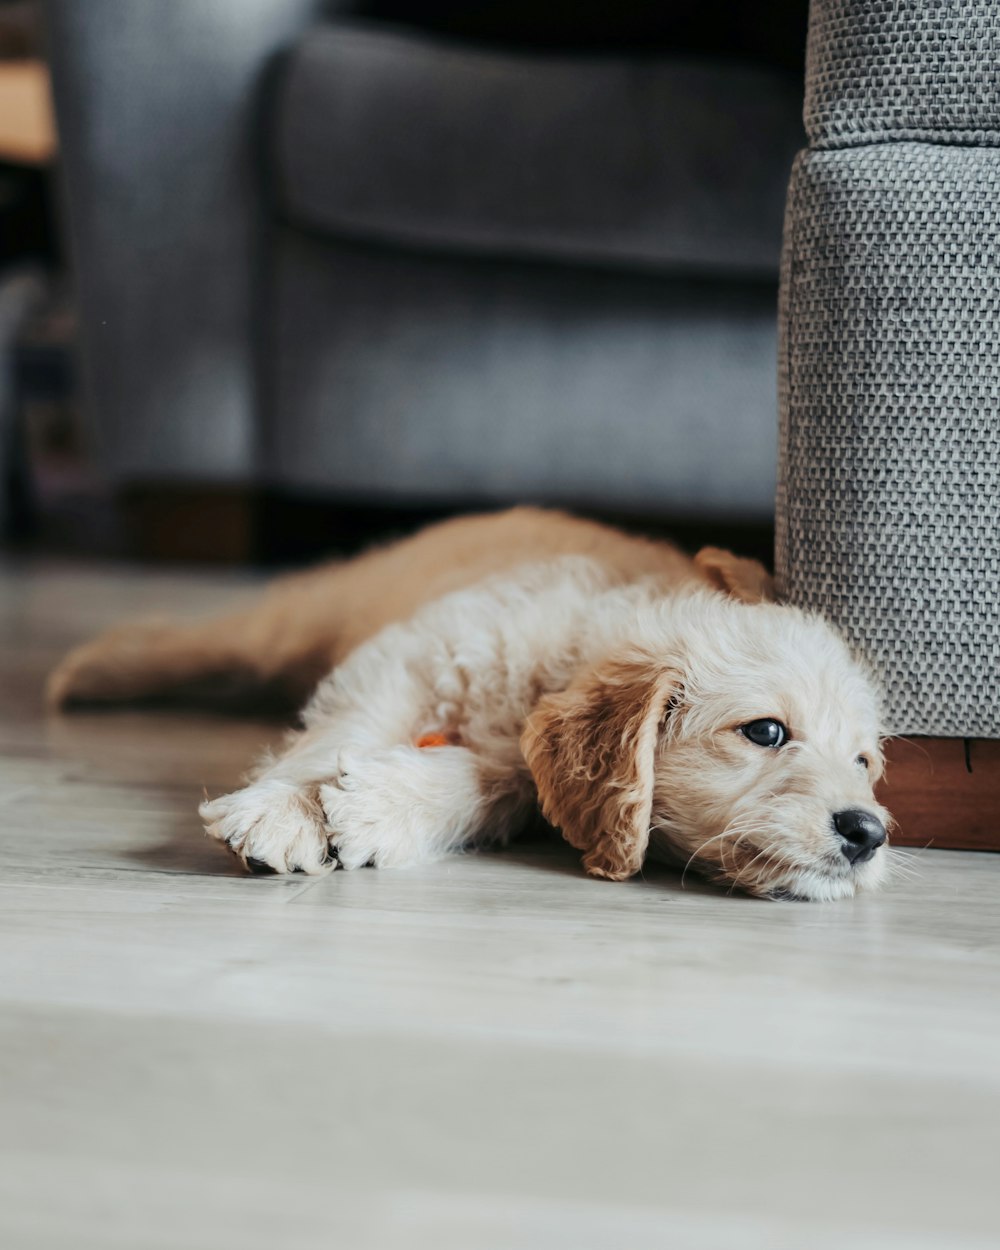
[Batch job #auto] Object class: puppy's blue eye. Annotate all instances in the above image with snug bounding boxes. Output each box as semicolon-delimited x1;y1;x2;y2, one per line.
741;719;787;748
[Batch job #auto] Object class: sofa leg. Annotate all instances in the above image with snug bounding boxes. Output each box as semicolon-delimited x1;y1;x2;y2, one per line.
120;486;256;563
878;738;1000;850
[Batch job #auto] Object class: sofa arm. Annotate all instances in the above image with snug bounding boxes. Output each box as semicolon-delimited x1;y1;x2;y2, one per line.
46;0;334;484
776;0;1000;737
803;0;1000;146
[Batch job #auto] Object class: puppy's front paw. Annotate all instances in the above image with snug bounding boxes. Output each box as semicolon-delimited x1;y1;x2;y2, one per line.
200;780;333;875
319;752;427;871
319;777;381;871
320;750;415;870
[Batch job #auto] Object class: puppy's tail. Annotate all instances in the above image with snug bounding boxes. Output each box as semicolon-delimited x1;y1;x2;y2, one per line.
47;616;242;709
46;607;330;712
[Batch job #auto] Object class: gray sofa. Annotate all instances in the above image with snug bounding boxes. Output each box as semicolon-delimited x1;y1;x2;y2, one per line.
46;0;805;519
776;0;1000;736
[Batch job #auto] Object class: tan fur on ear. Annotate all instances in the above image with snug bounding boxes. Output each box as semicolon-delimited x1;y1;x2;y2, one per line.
694;547;775;604
520;653;681;881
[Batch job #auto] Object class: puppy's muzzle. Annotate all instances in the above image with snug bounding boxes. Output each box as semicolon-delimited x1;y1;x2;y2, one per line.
833;808;886;864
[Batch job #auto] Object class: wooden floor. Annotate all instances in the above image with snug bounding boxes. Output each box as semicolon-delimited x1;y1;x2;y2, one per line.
2;561;999;1250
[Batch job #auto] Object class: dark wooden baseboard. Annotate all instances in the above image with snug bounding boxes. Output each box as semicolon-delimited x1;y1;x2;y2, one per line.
121;486;256;563
879;737;1000;851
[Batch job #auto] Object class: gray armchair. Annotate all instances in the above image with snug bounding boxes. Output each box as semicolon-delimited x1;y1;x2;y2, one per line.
777;0;1000;740
47;0;805;523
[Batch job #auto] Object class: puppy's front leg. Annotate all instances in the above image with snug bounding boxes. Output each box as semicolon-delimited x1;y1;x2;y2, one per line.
319;744;530;870
199;623;426;874
201;620;525;874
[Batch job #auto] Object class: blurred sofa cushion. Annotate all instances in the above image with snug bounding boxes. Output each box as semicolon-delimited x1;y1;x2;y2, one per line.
273;21;803;278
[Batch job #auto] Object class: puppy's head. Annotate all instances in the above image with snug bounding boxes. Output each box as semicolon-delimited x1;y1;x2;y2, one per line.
521;592;889;902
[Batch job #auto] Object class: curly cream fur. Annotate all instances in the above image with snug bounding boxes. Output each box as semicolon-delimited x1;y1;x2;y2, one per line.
49;508;889;901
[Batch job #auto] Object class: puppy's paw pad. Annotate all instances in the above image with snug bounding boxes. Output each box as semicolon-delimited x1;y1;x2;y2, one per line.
200;781;332;875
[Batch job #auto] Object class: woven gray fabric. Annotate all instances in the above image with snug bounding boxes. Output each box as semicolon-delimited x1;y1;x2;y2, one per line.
804;0;1000;146
777;143;1000;736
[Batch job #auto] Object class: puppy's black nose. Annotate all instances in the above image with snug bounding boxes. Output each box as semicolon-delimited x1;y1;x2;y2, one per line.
833;809;886;864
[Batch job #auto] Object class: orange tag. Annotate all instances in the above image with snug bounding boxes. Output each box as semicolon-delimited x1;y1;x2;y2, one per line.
415;732;451;750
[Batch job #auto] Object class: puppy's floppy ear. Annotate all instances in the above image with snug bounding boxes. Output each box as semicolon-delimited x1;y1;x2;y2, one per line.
694;547;775;603
520;651;681;881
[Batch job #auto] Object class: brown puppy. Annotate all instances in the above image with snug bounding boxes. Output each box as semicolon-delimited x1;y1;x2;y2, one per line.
49;509;890;900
